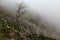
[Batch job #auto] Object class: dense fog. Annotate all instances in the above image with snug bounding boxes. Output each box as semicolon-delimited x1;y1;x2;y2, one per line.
23;0;60;32
0;0;60;33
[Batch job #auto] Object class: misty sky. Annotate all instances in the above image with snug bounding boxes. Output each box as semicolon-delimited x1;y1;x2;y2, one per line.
0;0;60;32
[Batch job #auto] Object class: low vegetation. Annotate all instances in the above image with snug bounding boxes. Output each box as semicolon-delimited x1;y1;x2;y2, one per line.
0;2;56;40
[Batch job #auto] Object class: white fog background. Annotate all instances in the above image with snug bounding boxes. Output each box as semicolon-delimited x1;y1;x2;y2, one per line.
0;0;60;33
